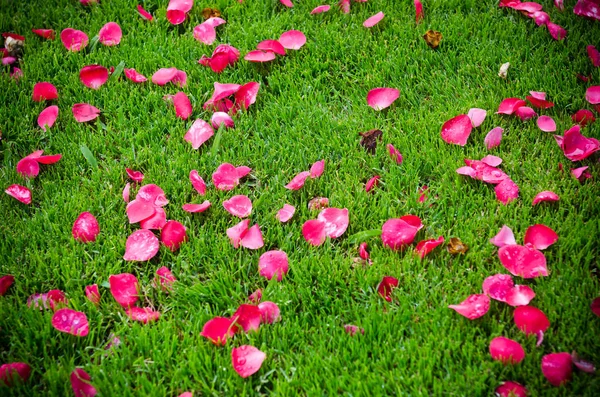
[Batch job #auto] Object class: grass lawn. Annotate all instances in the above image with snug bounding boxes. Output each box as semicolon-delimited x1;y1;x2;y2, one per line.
1;0;599;395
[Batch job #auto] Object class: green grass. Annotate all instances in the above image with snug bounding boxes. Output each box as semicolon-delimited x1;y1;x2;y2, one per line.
1;0;599;395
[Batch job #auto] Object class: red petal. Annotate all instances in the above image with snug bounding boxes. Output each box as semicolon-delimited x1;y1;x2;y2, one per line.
514;305;550;335
124;68;148;83
232;345;266;378
72;212;100;243
591;297;600;317
278;30;306;50
109;273;139;308
166;0;193;25
0;363;31;387
387;144;403;164
381;216;422;250
201;317;237;346
359;243;369;260
213;163;240;191
588;45;600;67
136;184;168;207
193;23;216;45
489;225;517;248
70;369;96;397
547;22;567;41
223;195;252;218
440;114;473;146
37;105;59;131
363;12;385;28
232;81;260;113
523;224;558;250
496;381;527;397
72;103;100;122
317;207;349;238
227;219;250;248
495;178;519;204
499;244;548;278
258;301;280;323
302;219;327;246
232;304;262;332
5;184;32;204
98;22;121;46
572;109;596;126
366;87;400;111
190;170;207;195
489;336;525;364
482;274;514;302
415;236;444;259
16;158;39;178
241;224;264;249
0;275;15;296
170;92;192;120
182;201;211;213
32;82;58;101
541;353;572;386
414;0;424;22
51;308;89;336
497;98;526;115
85;284;100;304
526;94;554;109
448;294;490;320
467;108;487;128
532;190;559;205
377;276;399;302
258;250;289;281
151;67;177;85
365;175;380;192
60;28;89;51
137;4;153;21
310;159;325;178
276;203;295;222
184;119;213;148
505;285;535;306
285;171;311;190
257;40;286;56
559;125;599;161
160;220;187;252
280;0;294;7
211;112;234;129
123;229;160;261
32;29;55;39
126;307;160;323
537;115;556;132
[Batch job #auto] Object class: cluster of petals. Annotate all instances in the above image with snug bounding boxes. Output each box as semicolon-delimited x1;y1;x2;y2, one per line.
126;184;169;228
500;2;567;40
457;156;519;204
554;125;599;161
199;44;239;73
212;163;251;191
482;273;535;306
227;220;264;249
151;67;187;87
302;207;349;246
203;81;260;114
381;215;423;250
167;0;194;25
194;17;226;45
16;150;61;178
285;160;325;190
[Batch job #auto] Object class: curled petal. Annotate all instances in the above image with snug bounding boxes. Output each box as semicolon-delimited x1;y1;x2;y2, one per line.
201;317;236;346
232;345;266;378
227;219;250;248
123;229;159;261
232;81;260;113
571;351;596;373
32;29;55;39
51;308;89;336
440;114;472;146
377;276;399;302
523;224;558;250
505;285;535;306
126;168;144;183
278;30;306;50
541;353;572;386
415;236;444;259
285;171;311;190
559;125;599;161
98;22;122;46
60;28;88;51
193;23;216;45
223;195;252;218
72;212;100;243
526;93;554;109
387;144;403;164
276;204;295;222
203;82;240;109
537;115;556;132
160;220;187;252
139;207;167;230
70;369;96;397
213;163;240;191
249;289;262;303
359;242;369;260
367;87;400;111
365;175;380;192
240;225;263;249
448;294;490;320
232;304;262;332
124;68;147;83
109;273;139;308
85;284;100;304
257;40;286;56
166;0;193;25
37;105;59;131
211;112;234;129
532;190;559;205
363;12;385;28
489;225;517;248
189;170;207;195
5;184;32;204
489;336;525;364
310;160;325;178
514;305;550;335
467;108;487;127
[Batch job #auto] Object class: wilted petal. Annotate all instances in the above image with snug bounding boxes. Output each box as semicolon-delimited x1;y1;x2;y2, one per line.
482;274;514;302
440;114;473;146
51;308;89;336
541;353;572;386
70;369;97;397
467;108;487;127
245;50;276;63
32;82;58;101
276;204;295;222
182;201;211;213
85;284;100;304
232;345;266;378
137;4;153;21
0;275;15;296
387;144;403;164
547;22;567;41
213;163;240;191
490;225;517;248
523;224;558;250
126;307;160;323
278;30;306;50
258;301;280;323
497;98;526;115
572;109;596;126
5;184;32;204
123;229;160;261
537;115;556;132
223;195;252;218
367;87;400;111
60;28;89;51
227;219;250;248
495;381;527;397
98;22;122;46
489;336;525;364
285;171;311;190
381;216;423;250
344;324;364;336
363;12;385;28
495;178;519;205
232;304;262;332
448;294;490;320
302;219;327;246
415;236;444;259
72;212;100;243
160;220;187;251
109;273;138;308
72;103;100;122
311;5;331;14
37;105;59;131
514;305;550;335
201;317;237;346
211;112;234;129
166;0;193;25
377;276;399;302
505;285;535;306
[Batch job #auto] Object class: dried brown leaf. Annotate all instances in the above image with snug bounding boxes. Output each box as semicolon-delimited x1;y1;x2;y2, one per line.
447;237;468;254
423;30;442;49
359;129;383;154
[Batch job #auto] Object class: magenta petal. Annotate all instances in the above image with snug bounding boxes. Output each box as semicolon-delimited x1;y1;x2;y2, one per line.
497;98;526;115
258;301;280;324
280;0;294;7
72;212;100;243
547;22;567;41
365;175;380;193
182;201;211;213
530;10;550;26
5;184;32;204
160;220;187;252
152;68;178;85
184;119;214;149
302;219;327;246
0;363;31;387
363;12;385;28
139;207;167;230
366;87;400;111
498;244;548;278
137;184;168;207
489;336;525;364
585;86;600;105
37;105;59;131
32;28;55;39
170;92;192;120
211;112;234;129
85;284;100;304
560;125;599;161
126;199;155;223
245;50;276;63
317;208;349;238
258;250;289;281
571;352;596;373
189;170;207;195
232;346;266;378
232;81;260;113
201;317;236;346
532;191;559;206
515;106;537;121
72;103;100;122
440;114;473;146
241;224;264;249
381;216;422;250
124;68;147;83
137;4;153;21
213;163;240;191
79;65;108;89
537;115;556;132
70;369;97;397
541;353;572;386
387;144;403;164
98;22;122;46
512;2;543;12
123;229;159;261
257;40;286;56
32;82;58;101
51;308;89;336
489;225;517;248
495;381;527;397
0;275;15;296
588;46;600;67
377;276;399;302
495;178;519;204
16;158;40;178
126;168;144;183
448;294;490;320
193;23;216;45
311;5;331;14
523;224;558;250
126;307;160;323
109;273;139;308
482;274;514;302
223;195;252;218
359;242;369;260
278;30;306;50
467;108;487;127
276;204;295;222
227;219;250;248
481;155;502;167
232;304;262;332
285;170;311;190
514;306;550;335
60;28;89;51
505;285;535;306
166;0;193;25
203;82;241;109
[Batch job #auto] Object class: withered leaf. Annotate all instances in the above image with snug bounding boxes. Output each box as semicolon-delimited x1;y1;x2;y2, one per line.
359;129;383;154
423;30;442;49
447;237;468;254
202;7;221;19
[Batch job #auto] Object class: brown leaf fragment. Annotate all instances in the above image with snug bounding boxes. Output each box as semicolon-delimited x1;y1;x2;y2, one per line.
359;129;383;154
423;30;442;49
447;237;468;254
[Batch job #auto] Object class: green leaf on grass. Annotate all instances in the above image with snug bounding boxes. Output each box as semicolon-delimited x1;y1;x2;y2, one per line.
111;61;125;80
211;125;224;157
347;229;381;244
80;145;98;169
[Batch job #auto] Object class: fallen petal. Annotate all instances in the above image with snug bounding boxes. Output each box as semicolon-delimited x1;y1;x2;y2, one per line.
532;191;559;206
190;170;207;195
499;244;547;278
363;12;385;28
381;216;422;250
0;363;31;387
387;144;403;164
232;81;260;113
285;171;311;190
588;45;600;67
240;224;264;249
547;22;567;41
126;307;160;323
497;98;526;115
137;4;153;21
441;114;473;146
515;106;537;121
365;175;380;193
244;50;276;63
109;273;139;308
276;204;295;222
124;68;147;83
377;276;399;302
213;163;240;191
258;301;280;323
448;294;490;320
505;285;536;306
280;0;294;7
514;305;550;335
489;225;517;248
32;82;58;101
72;103;100;122
160;220;187;252
572;109;596;126
258;250;289;281
201;317;237;346
85;284;100;305
123;229;160;261
5;184;32;204
257;40;286;56
467;108;487;127
227;219;250;248
482;274;514;302
311;5;331;14
317;208;349;238
166;0;193;25
223;195;252;218
32;29;55;39
211;112;234;129
182;201;211;213
495;178;519;205
60;28;89;51
193;23;216;45
98;22;122;46
0;275;15;296
278;30;306;50
537;115;556;132
523;224;558;250
151;67;177;85
495;381;528;397
541;353;572;386
51;308;89;336
489;336;525;364
232;345;266;378
72;212;100;243
415;236;444;259
310;159;325;178
171;92;193;120
70;369;97;397
302;219;327;246
367;87;400;111
232;304;262;332
344;324;364;336
571;351;596;373
37;105;59;131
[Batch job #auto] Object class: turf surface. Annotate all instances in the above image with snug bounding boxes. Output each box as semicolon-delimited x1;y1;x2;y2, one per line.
1;0;599;395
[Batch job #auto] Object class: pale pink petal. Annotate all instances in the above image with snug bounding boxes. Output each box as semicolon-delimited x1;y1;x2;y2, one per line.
204;17;226;28
183;201;211;213
51;308;89;336
311;5;331;14
72;212;100;243
200;317;237;346
5;184;32;204
489;337;525;364
496;381;527;397
448;294;490;320
170;92;192;120
70;369;97;397
60;28;89;51
310;159;324;178
139;207;167;230
278;30;306;50
440;114;473;146
98;22;122;46
166;0;193;25
585;86;600;104
32;82;58;101
244;50;276;63
495;178;519;205
572;109;595;126
339;0;351;13
547;22;567;41
203;82;241;109
257;301;280;323
285;170;311;190
123;184;131;204
490;225;517;247
193;23;216;45
537;115;556;132
302;219;327;246
523;224;558;250
467;108;487;128
363;12;385;28
184;119;214;149
72;103;100;122
126;168;144;183
123;229;160;261
189;170;207;195
258;250;289;281
213;163;240;191
232;346;266;378
532;191;559;205
505;285;535;306
481;155;502;167
482;274;514;302
241;224;264;249
211;112;234;129
37;105;59;131
10;67;23;80
554;0;564;10
387;144;403;164
276;204;295;222
381;215;423;250
366;87;400;111
124;68;147;83
151;67;178;85
497;98;526;115
137;4;153;21
223;195;252;218
541;353;572;386
280;0;293;7
227;219;250;248
257;40;286;56
317;207;349;238
588;45;600;67
126;307;160;323
160;220;187;252
377;276;399;302
498;244;548;278
344;324;364;336
415;236;444;259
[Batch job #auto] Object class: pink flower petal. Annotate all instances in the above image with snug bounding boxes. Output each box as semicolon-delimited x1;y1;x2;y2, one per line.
574;0;600;20
467;108;487;128
259;250;289;281
72;103;100;122
213;163;240;191
499;244;548;278
160;220;187;251
280;0;293;7
523;224;558;250
189;170;207;195
495;178;519;204
505;285;536;306
170;92;192;120
526;92;554;109
489;337;525;364
124;68;147;83
571;351;596;373
318;207;349;238
302;219;327;246
363;12;384;28
72;212;100;243
98;22;121;46
0;363;31;387
126;199;155;223
60;28;89;51
481;155;502;167
37;105;59;131
537;115;556;132
448;294;490;320
137;4;153;21
387;144;403;164
592;298;600;317
482;274;514;302
308;197;329;211
123;229;160;261
5;184;32;204
184;119;214;149
249;289;262;303
32;29;55;39
547;22;567;41
126;168;144;183
0;275;15;296
139;207;167;230
415;236;444;259
137;184;168;207
203;82;241;109
276;204;295;222
16;158;40;178
32;82;58;101
339;0;351;14
201;317;237;346
211;112;234;129
514;305;550;335
193;23;216;45
415;0;424;23
588;45;600;67
27;290;68;311
572;109;596;126
182;201;211;213
278;30;306;50
359;242;369;260
285;170;311;190
310;159;325;178
490;225;517;248
70;369;97;397
497;98;526;115
258;301;280;323
232;304;262;332
51;308;89;336
245;50;276;63
311;5;331;14
529;11;550;26
126;307;160;323
227;219;250;248
151;68;177;85
512;2;543;12
377;276;399;302
109;273;139;308
514;106;537;121
558;125;600;161
344;324;364;336
541;353;572;386
166;0;193;25
232;345;266;378
532;190;559;206
240;224;264;249
381;215;423;250
155;266;176;292
232;81;260;113
223;195;252;218
85;284;100;304
367;87;400;111
554;0;564;10
257;40;286;56
365;175;380;193
441;114;473;146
